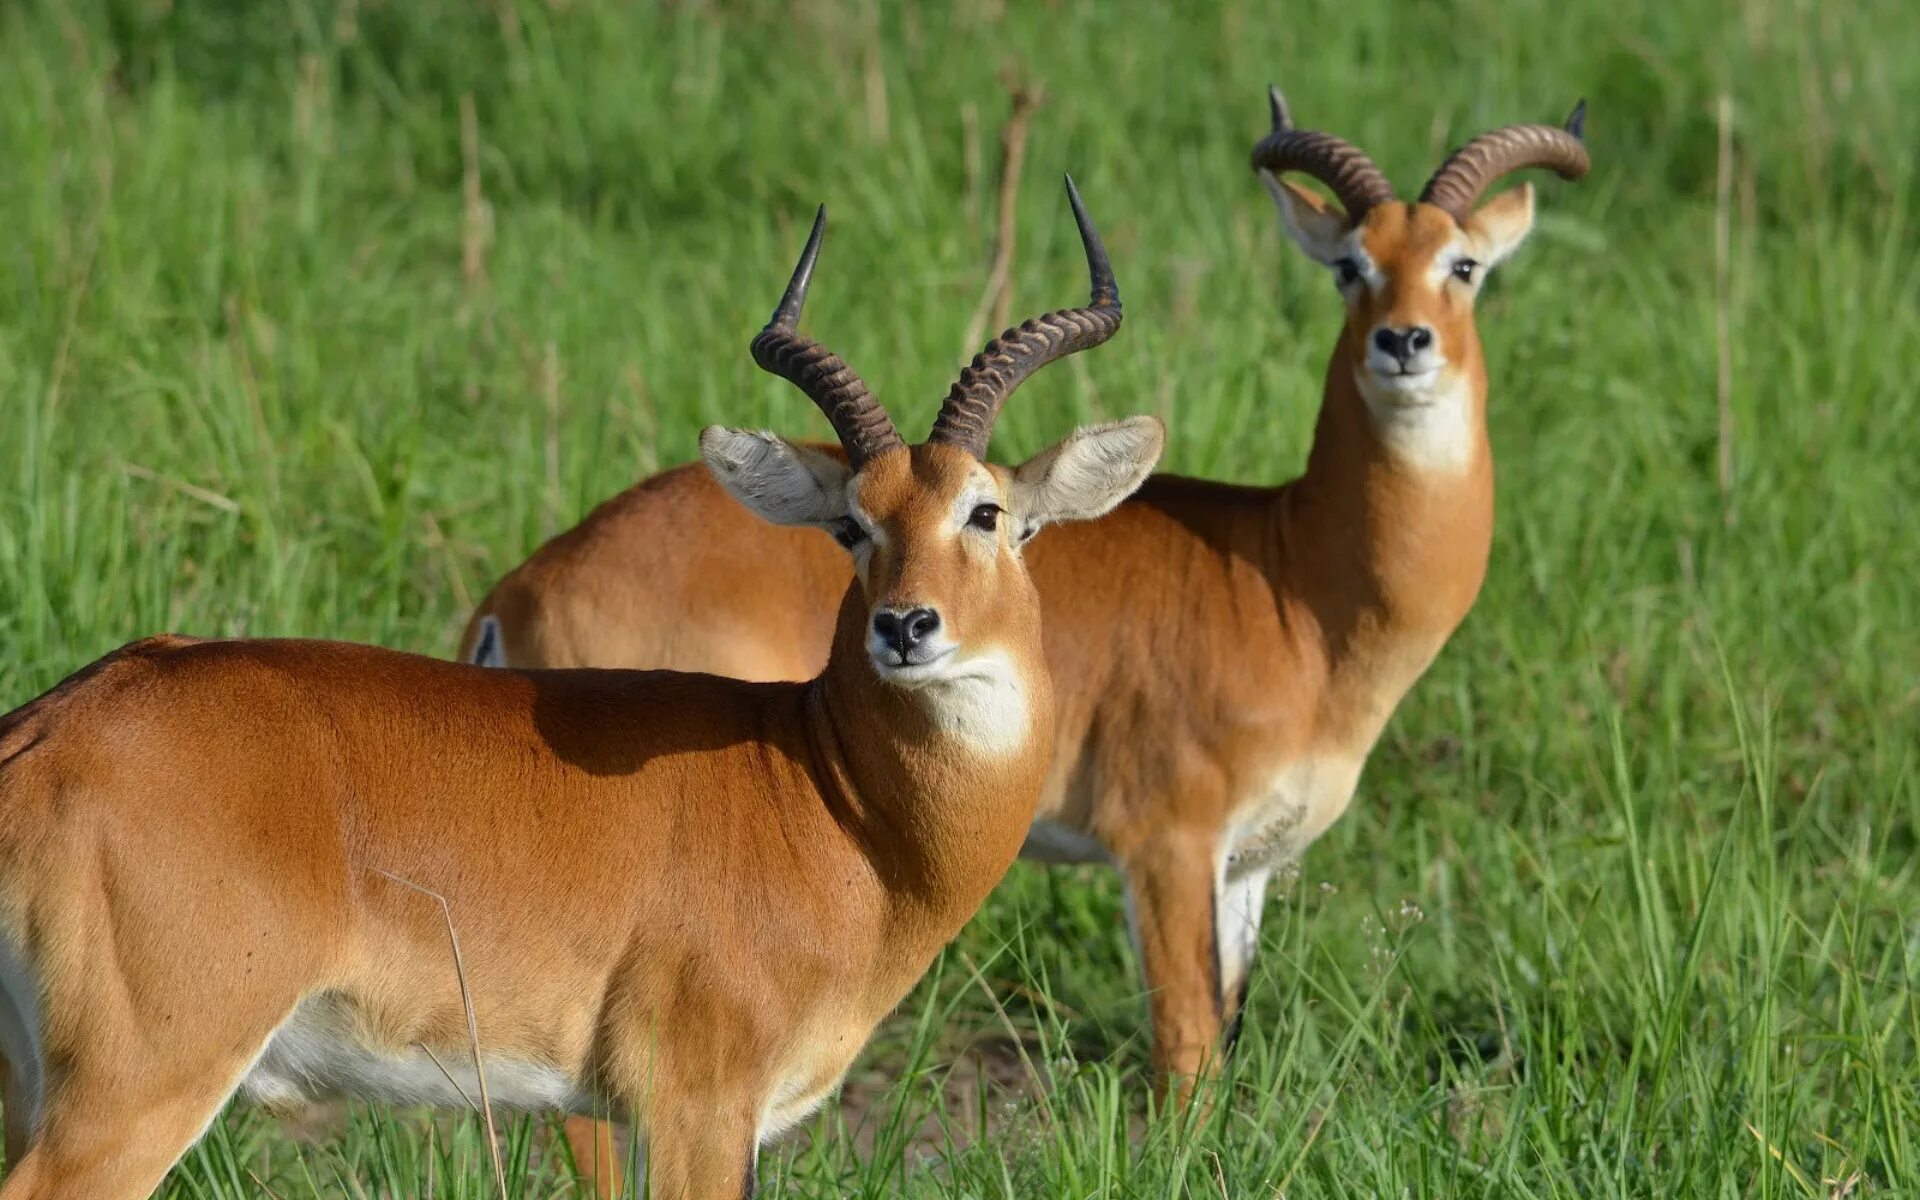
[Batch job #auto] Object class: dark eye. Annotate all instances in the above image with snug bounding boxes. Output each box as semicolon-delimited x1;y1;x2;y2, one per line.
830;518;866;550
968;504;1001;533
1451;258;1479;284
1333;258;1362;287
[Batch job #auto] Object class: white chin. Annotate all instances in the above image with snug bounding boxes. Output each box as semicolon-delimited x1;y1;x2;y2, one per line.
870;649;958;688
1359;367;1447;404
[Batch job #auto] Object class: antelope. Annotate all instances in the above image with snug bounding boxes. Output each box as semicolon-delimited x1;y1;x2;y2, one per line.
0;180;1164;1200
465;91;1590;1190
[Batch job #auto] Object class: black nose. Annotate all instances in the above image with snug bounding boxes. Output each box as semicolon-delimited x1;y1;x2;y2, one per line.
872;607;942;658
1372;325;1434;363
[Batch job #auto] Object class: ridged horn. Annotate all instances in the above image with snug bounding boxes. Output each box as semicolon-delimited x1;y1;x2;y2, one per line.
1249;84;1397;224
927;175;1123;459
748;207;905;467
1418;100;1591;220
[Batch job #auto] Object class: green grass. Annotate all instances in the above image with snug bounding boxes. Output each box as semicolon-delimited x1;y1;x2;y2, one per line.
3;0;1917;1195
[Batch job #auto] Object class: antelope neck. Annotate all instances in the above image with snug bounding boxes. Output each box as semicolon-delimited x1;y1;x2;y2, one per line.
1268;347;1496;675
803;594;1050;911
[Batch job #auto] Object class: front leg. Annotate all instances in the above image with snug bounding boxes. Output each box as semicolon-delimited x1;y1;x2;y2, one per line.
1121;834;1277;1102
1120;831;1231;1104
632;1104;759;1200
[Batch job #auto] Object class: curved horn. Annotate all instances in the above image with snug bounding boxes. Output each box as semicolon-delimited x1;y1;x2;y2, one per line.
749;206;905;467
927;175;1123;459
1418;100;1591;220
1249;84;1397;224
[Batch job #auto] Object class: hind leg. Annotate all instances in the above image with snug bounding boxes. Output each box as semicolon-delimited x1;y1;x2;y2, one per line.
0;1057;24;1174
0;968;292;1200
560;1115;625;1198
1215;865;1274;1059
0;1052;261;1200
0;947;46;1177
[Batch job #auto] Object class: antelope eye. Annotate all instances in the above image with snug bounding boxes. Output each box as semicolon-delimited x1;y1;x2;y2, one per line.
967;504;1001;533
1451;258;1479;284
1333;257;1362;287
830;518;866;549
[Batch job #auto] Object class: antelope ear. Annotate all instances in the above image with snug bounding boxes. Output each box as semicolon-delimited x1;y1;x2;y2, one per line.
1261;171;1352;265
700;427;851;527
1463;183;1536;268
1008;416;1164;543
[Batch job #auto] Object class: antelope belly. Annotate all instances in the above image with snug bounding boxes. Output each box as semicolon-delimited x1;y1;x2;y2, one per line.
240;997;598;1115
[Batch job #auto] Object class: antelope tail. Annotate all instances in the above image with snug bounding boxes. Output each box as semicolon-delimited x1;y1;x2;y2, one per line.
468;615;507;668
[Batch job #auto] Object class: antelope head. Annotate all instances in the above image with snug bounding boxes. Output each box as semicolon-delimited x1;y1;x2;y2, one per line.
702;178;1163;702
1252;89;1589;455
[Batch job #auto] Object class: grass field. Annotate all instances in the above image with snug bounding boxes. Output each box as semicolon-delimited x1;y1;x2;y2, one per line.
2;0;1917;1195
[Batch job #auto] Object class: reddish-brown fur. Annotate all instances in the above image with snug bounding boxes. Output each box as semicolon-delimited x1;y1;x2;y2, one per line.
467;184;1560;1190
0;445;1092;1199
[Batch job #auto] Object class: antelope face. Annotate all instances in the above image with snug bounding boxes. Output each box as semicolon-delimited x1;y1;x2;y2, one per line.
1263;178;1538;412
842;445;1017;685
1250;89;1588;461
701;419;1164;690
711;175;1157;704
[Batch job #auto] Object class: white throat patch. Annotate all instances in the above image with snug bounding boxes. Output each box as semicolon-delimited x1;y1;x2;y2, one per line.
906;648;1032;758
1353;368;1479;475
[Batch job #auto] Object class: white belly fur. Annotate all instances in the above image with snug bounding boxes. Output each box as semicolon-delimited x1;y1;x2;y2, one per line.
1019;754;1365;875
1224;754;1366;879
240;995;600;1116
758;1070;837;1143
1207;755;1365;1004
1213;864;1273;1003
754;1011;884;1144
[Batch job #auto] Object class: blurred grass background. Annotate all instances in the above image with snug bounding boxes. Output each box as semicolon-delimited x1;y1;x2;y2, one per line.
0;0;1915;1195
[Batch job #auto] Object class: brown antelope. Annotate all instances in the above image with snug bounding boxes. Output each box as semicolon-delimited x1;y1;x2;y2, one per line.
0;180;1163;1200
465;92;1589;1191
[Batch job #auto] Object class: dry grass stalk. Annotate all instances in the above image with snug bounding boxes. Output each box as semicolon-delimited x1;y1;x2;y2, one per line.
369;867;511;1200
960;77;1045;356
1714;94;1737;526
460;93;494;320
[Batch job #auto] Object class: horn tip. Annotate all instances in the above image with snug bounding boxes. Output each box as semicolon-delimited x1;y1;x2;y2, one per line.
768;204;828;330
1063;176;1117;307
1565;98;1587;139
1267;84;1292;133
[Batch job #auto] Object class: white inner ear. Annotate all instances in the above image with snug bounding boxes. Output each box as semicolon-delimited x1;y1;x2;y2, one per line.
1464;182;1536;270
1260;170;1355;266
1010;416;1164;540
699;427;851;528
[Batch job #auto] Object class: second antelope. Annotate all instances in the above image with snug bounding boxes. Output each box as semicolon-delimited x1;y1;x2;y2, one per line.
466;88;1590;1186
0;181;1161;1199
